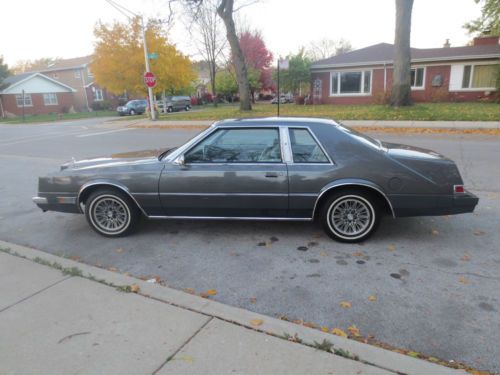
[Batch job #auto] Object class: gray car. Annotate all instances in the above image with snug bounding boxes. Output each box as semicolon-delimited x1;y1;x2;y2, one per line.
163;96;191;113
33;117;478;242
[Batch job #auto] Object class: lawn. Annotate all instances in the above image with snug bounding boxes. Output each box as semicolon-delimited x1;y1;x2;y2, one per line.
160;102;500;122
0;110;117;124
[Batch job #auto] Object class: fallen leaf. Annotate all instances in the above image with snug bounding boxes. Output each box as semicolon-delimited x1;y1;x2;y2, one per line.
408;351;420;358
431;229;439;235
174;355;194;363
331;328;348;337
108;267;117;272
114;248;124;253
183;288;195;294
352;252;365;257
387;244;396;252
321;326;329;333
319;251;329;257
206;289;217;296
347;324;361;337
368;295;377;302
129;284;140;293
473;230;485;236
249;297;257;304
303;322;317;329
250;319;263;327
69;255;81;261
340;301;352;309
459;276;469;284
460;254;471;262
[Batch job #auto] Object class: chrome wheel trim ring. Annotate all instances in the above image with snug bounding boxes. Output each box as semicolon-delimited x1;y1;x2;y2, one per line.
89;195;131;235
326;195;375;240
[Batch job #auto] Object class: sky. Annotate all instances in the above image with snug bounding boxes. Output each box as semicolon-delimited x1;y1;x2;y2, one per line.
0;0;482;67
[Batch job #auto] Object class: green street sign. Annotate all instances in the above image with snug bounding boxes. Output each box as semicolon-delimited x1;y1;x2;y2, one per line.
148;52;158;59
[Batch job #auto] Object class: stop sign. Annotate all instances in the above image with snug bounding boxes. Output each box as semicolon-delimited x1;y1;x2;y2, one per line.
143;72;157;88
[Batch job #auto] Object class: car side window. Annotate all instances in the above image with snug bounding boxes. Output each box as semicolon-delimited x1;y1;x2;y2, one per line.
289;128;329;163
184;128;282;163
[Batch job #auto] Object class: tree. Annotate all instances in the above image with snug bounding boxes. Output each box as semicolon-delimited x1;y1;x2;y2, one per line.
184;0;227;106
12;57;59;74
274;49;311;96
239;30;273;100
217;0;252;110
390;0;414;107
215;69;238;97
306;38;353;61
0;57;10;82
92;17;195;97
464;0;500;36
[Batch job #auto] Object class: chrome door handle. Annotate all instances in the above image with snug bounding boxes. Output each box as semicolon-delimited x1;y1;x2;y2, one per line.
265;172;278;178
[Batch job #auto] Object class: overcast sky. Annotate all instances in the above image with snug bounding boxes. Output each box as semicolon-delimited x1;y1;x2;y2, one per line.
1;0;482;66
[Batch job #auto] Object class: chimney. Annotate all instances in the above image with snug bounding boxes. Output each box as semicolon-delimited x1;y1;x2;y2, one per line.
443;39;451;48
473;36;500;46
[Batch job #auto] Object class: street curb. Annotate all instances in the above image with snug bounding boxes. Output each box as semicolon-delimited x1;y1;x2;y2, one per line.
122;119;500;131
0;240;466;375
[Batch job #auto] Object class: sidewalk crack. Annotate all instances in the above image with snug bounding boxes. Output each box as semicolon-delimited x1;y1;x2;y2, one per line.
0;276;72;314
152;316;213;375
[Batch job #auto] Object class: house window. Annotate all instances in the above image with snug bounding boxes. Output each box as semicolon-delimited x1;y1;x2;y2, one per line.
43;93;58;106
93;88;103;101
15;94;32;107
75;70;81;79
330;70;371;95
411;67;425;88
462;64;496;89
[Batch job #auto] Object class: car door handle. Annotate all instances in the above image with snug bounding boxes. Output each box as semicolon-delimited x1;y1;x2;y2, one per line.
265;172;279;178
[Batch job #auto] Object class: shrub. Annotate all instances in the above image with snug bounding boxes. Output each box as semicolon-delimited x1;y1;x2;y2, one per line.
91;100;112;111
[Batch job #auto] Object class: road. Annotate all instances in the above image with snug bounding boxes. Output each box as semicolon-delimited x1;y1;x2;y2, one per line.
1;118;499;372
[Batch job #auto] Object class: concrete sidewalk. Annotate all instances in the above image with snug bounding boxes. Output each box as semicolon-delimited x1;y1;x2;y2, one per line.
109;118;500;129
0;241;466;375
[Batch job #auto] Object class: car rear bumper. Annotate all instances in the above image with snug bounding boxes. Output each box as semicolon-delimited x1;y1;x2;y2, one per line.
390;191;479;217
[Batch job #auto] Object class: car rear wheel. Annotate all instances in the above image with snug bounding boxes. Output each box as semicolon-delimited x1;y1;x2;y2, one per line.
167;106;173;113
320;189;380;243
185;105;191;111
130;109;136;115
85;189;139;237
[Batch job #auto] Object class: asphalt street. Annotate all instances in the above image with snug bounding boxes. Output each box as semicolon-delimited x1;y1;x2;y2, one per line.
0;117;499;372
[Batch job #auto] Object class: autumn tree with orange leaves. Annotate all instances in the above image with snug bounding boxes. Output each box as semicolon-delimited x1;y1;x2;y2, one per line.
92;17;195;97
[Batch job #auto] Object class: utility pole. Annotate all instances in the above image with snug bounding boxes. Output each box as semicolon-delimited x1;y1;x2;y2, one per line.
277;59;280;117
141;16;156;121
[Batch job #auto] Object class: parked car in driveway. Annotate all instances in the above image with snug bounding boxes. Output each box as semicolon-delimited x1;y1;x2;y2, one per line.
33;117;478;242
117;100;148;116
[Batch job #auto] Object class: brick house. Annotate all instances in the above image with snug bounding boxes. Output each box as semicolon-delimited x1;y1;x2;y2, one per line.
0;73;76;117
34;56;117;111
310;36;500;105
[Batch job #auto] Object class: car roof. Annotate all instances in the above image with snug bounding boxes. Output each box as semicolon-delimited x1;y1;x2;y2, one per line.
214;117;339;127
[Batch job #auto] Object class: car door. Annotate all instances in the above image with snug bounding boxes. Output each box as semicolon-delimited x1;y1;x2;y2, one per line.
159;127;289;217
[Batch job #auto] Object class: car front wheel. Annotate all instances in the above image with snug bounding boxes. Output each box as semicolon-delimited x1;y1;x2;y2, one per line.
85;189;139;237
320;190;380;243
130;109;136;115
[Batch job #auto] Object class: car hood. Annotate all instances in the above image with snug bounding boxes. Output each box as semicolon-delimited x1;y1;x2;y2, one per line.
60;149;169;171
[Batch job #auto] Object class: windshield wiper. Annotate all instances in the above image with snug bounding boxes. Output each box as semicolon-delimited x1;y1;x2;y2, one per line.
158;147;177;160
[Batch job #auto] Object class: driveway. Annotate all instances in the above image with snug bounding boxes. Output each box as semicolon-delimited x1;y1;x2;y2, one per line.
0;120;498;372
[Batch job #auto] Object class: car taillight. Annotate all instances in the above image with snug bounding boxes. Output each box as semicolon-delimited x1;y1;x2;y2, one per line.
454;185;465;194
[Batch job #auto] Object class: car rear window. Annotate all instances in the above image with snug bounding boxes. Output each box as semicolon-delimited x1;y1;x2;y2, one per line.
289;128;329;163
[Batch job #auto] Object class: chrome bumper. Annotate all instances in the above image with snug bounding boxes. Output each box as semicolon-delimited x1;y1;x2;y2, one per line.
32;196;48;205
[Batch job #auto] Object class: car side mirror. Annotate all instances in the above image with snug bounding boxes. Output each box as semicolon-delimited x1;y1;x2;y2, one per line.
173;155;185;166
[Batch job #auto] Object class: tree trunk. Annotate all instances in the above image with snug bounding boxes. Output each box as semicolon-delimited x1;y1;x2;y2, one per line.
390;0;414;107
217;0;252;110
209;62;218;107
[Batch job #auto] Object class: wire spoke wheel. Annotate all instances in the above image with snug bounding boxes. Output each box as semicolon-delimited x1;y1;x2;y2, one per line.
89;195;131;235
322;192;379;242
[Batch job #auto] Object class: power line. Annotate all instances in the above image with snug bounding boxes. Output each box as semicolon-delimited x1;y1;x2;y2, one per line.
104;0;138;20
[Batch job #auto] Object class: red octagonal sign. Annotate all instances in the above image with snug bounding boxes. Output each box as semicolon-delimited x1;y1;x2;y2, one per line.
143;71;157;88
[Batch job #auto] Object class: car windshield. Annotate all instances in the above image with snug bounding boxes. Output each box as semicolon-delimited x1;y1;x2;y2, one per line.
335;122;382;149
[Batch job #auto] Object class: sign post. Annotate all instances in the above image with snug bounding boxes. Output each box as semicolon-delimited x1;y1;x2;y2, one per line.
141;17;156;120
277;58;289;117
